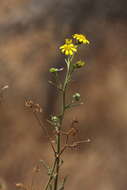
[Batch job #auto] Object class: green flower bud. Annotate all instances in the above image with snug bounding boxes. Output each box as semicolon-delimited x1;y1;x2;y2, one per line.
73;60;85;69
49;68;58;73
51;116;59;123
72;93;81;101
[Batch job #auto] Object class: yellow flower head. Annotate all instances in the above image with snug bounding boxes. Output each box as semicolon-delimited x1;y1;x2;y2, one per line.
73;34;90;44
59;38;77;56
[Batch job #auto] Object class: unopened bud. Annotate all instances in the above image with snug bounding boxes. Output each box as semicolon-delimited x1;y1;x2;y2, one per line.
49;68;58;73
51;116;59;123
72;93;81;101
73;60;85;69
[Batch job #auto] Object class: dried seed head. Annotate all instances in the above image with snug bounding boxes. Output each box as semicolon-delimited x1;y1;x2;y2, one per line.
25;100;42;113
68;127;78;136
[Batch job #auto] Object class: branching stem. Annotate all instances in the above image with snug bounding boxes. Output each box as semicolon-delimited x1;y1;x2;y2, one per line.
53;57;71;190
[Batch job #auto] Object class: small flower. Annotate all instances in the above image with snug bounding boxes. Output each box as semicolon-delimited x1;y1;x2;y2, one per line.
73;60;86;69
73;93;81;101
73;34;90;44
59;38;77;56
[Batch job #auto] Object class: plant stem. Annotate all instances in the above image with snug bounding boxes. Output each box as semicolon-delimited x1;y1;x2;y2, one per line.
44;59;71;190
45;159;57;190
53;58;71;190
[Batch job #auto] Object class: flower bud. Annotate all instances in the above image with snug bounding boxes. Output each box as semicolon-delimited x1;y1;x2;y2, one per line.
51;116;59;123
73;60;85;69
49;68;58;73
72;93;81;101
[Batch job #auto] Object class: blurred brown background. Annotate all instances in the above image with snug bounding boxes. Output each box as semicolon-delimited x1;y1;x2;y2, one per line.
0;0;127;189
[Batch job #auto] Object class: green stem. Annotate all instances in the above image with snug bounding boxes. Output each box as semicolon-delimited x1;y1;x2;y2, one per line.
45;159;57;190
53;57;71;190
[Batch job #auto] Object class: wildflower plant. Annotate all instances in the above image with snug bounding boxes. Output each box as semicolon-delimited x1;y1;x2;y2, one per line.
24;34;90;190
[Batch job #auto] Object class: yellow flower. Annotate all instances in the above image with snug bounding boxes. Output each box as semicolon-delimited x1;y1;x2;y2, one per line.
73;34;90;44
59;39;77;56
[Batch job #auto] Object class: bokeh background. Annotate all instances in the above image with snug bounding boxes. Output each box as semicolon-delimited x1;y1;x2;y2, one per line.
0;0;127;189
